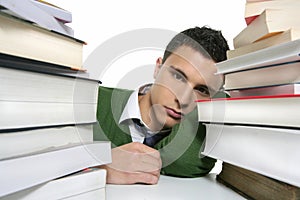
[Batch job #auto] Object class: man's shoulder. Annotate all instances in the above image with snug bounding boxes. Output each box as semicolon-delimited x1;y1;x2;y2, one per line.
99;85;134;97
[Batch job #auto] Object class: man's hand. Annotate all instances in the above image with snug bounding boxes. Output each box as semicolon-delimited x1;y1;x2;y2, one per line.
99;142;162;185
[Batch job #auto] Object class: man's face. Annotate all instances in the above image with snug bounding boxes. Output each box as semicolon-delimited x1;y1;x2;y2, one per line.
149;46;223;128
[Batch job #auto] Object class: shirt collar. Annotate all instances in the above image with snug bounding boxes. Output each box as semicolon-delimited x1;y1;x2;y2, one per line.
119;88;141;124
119;84;171;134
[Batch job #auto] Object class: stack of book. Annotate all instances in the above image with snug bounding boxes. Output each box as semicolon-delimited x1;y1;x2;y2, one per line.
227;0;300;59
0;2;111;199
196;1;300;199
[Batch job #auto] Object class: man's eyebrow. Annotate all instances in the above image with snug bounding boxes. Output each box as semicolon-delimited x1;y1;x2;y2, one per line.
169;65;218;94
169;65;188;80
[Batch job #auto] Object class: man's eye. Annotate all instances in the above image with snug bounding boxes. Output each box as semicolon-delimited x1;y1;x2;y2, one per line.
195;86;210;97
172;72;185;82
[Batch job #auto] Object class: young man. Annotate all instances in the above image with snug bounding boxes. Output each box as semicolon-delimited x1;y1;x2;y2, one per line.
94;26;229;184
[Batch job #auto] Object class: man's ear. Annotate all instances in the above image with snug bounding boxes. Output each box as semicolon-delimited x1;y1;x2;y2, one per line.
154;57;163;79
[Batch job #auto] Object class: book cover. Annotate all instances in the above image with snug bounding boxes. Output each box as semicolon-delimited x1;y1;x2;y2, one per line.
31;0;72;23
217;162;300;200
0;0;73;36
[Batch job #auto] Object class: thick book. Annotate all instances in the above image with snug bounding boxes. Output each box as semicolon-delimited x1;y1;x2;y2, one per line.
228;83;300;97
224;61;300;90
0;66;99;129
217;162;300;200
196;94;300;128
234;9;300;48
0;53;89;79
202;123;300;187
244;0;299;25
0;124;93;160
227;29;300;59
0;12;85;69
1;101;97;129
1;168;106;200
0;142;111;197
216;39;300;74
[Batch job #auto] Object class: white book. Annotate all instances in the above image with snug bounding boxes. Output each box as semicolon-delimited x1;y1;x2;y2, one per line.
0;66;99;129
0;0;73;36
1;168;106;200
224;62;300;90
0;101;97;129
31;0;72;23
0;124;93;160
0;12;84;69
202;123;300;187
196;94;300;128
0;66;98;103
216;39;300;74
0;142;111;197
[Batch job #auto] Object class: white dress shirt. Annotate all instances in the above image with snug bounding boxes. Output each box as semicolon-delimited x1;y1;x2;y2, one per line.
118;89;148;143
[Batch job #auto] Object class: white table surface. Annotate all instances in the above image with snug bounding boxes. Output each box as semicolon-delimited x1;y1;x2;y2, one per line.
106;173;246;200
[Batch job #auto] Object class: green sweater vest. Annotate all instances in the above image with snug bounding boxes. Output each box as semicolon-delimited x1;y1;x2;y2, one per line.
93;86;216;178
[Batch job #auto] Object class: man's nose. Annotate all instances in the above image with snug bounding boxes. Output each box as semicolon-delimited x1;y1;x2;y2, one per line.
176;87;195;109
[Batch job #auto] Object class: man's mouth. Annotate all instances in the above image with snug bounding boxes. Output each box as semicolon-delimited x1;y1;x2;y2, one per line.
164;106;184;120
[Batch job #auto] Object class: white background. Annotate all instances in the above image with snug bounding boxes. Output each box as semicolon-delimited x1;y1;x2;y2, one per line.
48;0;246;89
47;0;247;173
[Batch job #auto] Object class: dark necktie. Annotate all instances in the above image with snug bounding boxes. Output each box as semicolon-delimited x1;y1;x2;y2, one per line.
132;119;168;147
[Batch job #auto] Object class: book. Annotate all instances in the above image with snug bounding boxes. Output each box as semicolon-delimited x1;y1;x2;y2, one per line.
0;124;93;160
244;0;300;25
224;61;300;90
31;0;72;23
216;39;300;74
0;66;98;104
0;0;73;36
0;66;99;129
0;53;89;79
233;9;300;48
0;142;111;197
1;101;97;130
196;94;300;128
202;123;300;187
1;168;106;200
217;162;300;200
0;12;85;69
228;83;300;97
227;29;300;59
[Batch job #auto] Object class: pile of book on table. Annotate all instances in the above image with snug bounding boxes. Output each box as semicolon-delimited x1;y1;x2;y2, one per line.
0;1;111;199
197;0;300;199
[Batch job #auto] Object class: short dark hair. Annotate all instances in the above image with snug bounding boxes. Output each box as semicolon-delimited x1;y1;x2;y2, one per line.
162;26;229;63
